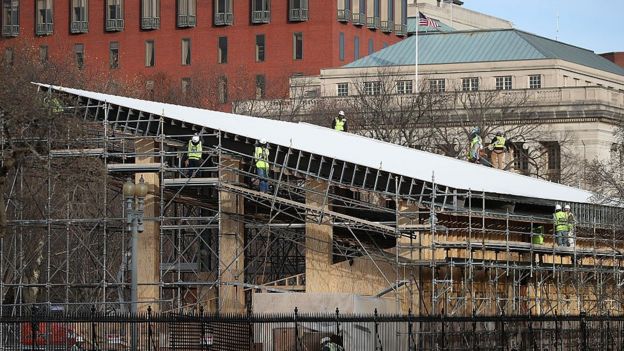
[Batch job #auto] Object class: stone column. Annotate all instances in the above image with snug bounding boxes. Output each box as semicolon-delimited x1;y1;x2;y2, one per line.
218;157;246;313
135;139;160;312
305;180;333;293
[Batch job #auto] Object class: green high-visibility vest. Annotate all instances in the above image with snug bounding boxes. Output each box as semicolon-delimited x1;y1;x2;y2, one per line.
468;136;482;160
493;136;506;149
554;211;569;232
188;141;202;160
334;117;346;131
255;146;269;170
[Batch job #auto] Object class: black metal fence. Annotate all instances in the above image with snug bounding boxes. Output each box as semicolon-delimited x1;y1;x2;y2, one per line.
0;308;622;350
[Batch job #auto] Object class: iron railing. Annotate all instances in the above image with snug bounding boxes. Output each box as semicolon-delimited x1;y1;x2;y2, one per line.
214;12;233;26
141;17;160;30
105;18;124;31
351;12;365;25
289;8;308;21
70;20;89;33
177;14;196;27
337;9;351;22
0;308;619;350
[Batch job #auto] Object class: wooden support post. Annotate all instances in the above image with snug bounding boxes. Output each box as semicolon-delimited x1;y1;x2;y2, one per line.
218;157;246;313
305;180;333;292
135;139;160;312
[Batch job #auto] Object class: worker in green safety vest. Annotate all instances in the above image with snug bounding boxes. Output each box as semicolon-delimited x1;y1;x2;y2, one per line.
255;138;270;193
467;127;483;163
185;134;202;177
553;204;572;247
332;111;348;132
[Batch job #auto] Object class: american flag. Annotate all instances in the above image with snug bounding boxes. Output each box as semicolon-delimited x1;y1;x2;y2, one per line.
419;12;439;28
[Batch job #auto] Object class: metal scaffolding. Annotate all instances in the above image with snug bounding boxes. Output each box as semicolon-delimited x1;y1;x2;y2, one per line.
1;87;623;316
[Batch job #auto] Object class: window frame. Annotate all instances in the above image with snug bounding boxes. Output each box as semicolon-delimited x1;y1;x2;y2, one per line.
337;82;348;97
218;76;228;104
74;43;84;69
429;79;445;93
39;45;48;62
2;0;20;37
181;77;191;95
181;38;191;65
255;74;266;99
70;0;88;33
177;0;196;27
141;0;160;30
288;0;308;22
145;40;155;67
495;75;512;90
293;32;303;60
461;77;479;92
513;143;530;176
251;0;270;24
214;0;233;26
396;80;413;94
109;41;119;69
106;0;124;32
35;0;53;36
529;74;542;89
364;81;381;95
255;34;265;62
218;36;227;64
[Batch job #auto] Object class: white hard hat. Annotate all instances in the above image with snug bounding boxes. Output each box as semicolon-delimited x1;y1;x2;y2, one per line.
260;138;267;144
191;135;200;143
555;204;562;211
338;110;345;116
320;337;330;344
564;204;571;210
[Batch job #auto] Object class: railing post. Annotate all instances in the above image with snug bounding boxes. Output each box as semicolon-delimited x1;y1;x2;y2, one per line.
499;311;506;350
407;308;413;351
294;307;299;351
30;306;38;351
147;306;153;351
374;308;382;351
90;305;97;351
200;306;206;351
472;310;477;351
554;312;560;351
335;307;341;342
580;311;588;351
440;313;445;351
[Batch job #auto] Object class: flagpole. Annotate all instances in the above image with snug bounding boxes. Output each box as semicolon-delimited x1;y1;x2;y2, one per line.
415;0;419;94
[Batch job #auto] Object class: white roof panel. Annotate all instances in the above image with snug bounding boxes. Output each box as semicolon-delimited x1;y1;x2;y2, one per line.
44;84;594;204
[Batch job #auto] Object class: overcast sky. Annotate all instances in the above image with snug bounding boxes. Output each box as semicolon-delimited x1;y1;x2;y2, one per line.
462;0;623;54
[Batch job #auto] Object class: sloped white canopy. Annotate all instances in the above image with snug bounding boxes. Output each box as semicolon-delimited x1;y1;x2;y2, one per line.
41;84;594;204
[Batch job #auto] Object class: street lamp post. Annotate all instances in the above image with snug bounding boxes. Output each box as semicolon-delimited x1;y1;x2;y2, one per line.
123;176;148;350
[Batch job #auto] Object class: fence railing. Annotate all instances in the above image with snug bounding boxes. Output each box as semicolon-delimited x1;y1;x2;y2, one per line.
0;308;620;350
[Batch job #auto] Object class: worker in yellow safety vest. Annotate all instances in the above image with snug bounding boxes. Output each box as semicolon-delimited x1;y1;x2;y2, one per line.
467;127;483;163
553;204;571;247
332;111;348;132
185;134;202;177
489;131;511;170
255;138;270;193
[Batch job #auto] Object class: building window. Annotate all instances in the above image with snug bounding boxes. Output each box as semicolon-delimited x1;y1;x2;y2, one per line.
368;39;374;55
339;32;344;61
145;40;154;67
74;44;84;69
141;0;159;29
109;41;119;69
367;0;380;28
354;36;359;60
70;0;88;33
529;75;542;89
495;76;512;90
255;34;265;62
218;36;227;64
181;77;191;95
255;75;266;99
181;38;191;65
39;45;48;62
214;0;233;26
429;79;445;92
352;0;365;25
397;80;412;94
218;76;228;103
3;47;13;65
543;141;561;182
106;0;124;31
462;77;479;91
251;0;270;24
337;0;351;22
513;143;529;175
2;0;20;37
364;81;381;95
289;0;308;21
177;0;196;27
36;0;53;35
293;32;303;60
337;83;348;96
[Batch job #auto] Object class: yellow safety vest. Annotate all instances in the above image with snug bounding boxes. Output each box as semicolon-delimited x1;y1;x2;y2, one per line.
188;141;202;160
554;211;569;232
50;98;63;113
334;117;346;131
468;136;482;160
255;146;269;170
493;136;506;149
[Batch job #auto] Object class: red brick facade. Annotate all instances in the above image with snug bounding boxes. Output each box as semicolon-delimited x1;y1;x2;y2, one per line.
0;1;404;110
601;52;624;69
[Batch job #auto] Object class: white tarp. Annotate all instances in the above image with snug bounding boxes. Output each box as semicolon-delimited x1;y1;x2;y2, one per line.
40;84;594;204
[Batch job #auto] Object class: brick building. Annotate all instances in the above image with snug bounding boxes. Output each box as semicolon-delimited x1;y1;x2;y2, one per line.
0;0;407;110
602;52;624;69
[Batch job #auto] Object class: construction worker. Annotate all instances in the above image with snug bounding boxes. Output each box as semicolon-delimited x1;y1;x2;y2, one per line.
185;133;202;177
489;131;511;170
564;204;576;247
332;111;348;132
255;138;270;193
467;127;483;164
321;336;344;351
553;204;571;247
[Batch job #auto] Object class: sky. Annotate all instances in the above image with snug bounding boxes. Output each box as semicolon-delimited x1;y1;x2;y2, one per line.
461;0;623;54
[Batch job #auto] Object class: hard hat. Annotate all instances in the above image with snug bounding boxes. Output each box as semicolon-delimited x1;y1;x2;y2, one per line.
555;204;562;211
564;204;571;210
320;337;330;344
338;110;345;116
472;127;480;134
191;135;200;143
260;138;267;144
496;131;503;136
